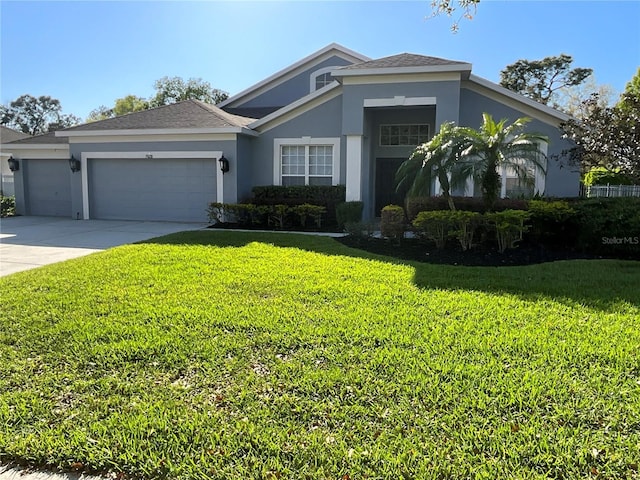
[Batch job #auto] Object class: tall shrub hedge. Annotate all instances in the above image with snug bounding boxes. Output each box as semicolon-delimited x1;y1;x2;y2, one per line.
252;186;345;226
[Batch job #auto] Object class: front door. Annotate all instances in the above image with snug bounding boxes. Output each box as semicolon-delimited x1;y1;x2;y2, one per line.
375;158;406;215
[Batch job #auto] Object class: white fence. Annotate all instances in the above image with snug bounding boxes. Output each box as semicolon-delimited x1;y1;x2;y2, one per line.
586;184;640;198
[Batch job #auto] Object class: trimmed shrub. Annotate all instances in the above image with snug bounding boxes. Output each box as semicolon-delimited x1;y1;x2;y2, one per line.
449;211;483;251
207;202;225;224
380;205;405;241
252;185;346;204
343;221;376;241
223;204;253;227
252;185;345;226
406;196;528;220
0;195;15;218
248;204;270;226
268;204;289;229
412;210;481;250
336;201;364;229
486;210;530;253
293;204;326;229
572;198;640;256
413;210;454;249
527;200;577;247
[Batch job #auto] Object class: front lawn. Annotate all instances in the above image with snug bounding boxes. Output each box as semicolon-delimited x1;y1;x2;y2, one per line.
1;231;638;479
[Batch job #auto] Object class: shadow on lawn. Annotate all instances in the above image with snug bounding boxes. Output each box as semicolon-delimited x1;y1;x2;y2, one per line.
144;230;640;312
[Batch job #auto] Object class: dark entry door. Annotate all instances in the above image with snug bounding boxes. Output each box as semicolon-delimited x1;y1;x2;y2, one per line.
375;158;406;215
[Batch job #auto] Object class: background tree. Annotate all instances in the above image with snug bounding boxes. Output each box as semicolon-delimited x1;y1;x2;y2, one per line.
560;90;640;182
429;0;480;32
113;95;149;116
553;76;615;119
87;77;230;122
86;105;114;122
150;76;228;107
617;67;640;112
0;94;80;135
500;55;592;108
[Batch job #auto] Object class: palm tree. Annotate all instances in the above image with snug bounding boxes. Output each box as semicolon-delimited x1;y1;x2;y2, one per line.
395;122;474;211
396;114;548;211
456;114;548;209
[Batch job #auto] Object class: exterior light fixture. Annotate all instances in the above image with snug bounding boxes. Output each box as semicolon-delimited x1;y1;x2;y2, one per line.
7;157;19;172
69;155;81;173
218;155;229;174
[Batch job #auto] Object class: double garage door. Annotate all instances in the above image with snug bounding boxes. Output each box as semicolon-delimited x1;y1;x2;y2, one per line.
89;158;216;222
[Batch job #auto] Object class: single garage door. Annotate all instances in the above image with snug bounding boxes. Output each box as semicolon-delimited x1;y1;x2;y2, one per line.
26;159;72;217
89;158;216;222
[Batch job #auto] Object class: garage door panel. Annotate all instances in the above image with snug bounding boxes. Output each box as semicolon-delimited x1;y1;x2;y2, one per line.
26;159;72;217
90;158;216;222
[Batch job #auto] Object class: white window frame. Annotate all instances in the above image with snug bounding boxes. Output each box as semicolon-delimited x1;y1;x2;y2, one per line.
273;137;340;186
500;141;547;198
379;124;430;147
434;141;547;198
310;66;338;92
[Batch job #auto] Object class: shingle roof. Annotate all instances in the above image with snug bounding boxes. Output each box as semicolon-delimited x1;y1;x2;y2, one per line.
0;126;30;143
222;106;283;119
338;53;469;70
4;131;68;145
60;99;255;133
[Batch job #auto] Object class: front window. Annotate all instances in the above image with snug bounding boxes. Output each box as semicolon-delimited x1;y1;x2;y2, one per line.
281;144;333;186
315;72;333;90
310;67;339;92
380;124;430;146
504;160;536;198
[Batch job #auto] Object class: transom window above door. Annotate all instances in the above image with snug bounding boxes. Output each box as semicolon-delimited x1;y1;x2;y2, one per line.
380;124;430;146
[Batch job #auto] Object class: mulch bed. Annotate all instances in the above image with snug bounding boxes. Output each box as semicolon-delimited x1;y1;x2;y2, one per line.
207;223;637;266
336;236;602;267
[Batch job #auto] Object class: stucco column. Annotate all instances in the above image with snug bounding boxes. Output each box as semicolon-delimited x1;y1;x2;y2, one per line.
11;158;26;215
216;158;224;204
345;135;362;201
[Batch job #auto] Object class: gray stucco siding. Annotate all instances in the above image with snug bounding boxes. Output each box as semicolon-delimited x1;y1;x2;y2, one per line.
250;95;344;188
459;88;580;197
342;80;461;135
236;135;254;202
237;56;354;109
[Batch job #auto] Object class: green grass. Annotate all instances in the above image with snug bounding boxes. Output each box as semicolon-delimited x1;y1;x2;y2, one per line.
1;231;639;479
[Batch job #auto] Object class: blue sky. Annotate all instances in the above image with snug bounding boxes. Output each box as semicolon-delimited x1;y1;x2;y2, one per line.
1;1;639;120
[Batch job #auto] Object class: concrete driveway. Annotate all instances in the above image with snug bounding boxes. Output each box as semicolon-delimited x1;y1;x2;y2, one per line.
0;216;207;277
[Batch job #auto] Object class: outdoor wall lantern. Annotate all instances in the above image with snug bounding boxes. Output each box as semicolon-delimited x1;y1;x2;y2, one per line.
69;155;81;173
218;155;230;174
7;157;19;172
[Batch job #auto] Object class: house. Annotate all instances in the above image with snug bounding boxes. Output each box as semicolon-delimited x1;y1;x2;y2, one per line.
0;126;30;196
2;44;577;222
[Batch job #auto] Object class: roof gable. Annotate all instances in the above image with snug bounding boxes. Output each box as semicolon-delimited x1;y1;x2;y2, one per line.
218;43;370;109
